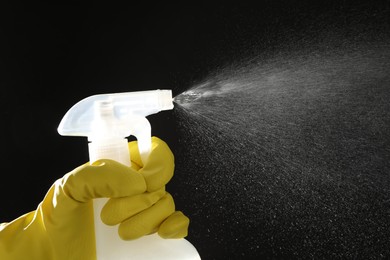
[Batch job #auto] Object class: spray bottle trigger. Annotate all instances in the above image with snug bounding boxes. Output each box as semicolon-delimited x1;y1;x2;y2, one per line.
128;115;152;165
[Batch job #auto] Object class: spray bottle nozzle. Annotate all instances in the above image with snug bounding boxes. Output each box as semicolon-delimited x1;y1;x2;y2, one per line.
58;89;174;165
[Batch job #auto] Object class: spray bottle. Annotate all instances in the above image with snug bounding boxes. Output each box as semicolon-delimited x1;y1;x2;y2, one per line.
58;89;200;260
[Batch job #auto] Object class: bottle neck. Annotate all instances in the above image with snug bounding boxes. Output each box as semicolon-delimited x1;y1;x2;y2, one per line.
88;137;131;166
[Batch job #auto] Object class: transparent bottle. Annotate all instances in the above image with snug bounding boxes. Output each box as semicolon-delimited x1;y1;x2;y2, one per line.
58;89;201;260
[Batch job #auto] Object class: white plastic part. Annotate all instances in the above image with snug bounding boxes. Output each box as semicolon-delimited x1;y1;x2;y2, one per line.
58;89;201;260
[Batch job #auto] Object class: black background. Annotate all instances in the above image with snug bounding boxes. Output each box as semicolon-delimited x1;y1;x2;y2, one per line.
1;2;390;259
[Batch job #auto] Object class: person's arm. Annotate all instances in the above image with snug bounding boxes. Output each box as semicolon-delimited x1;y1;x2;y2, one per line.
0;137;189;260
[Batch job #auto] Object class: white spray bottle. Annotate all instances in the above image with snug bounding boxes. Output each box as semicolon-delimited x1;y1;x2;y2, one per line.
58;89;201;260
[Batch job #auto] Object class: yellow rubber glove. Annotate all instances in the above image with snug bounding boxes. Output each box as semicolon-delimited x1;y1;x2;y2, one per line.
102;137;190;240
0;137;189;260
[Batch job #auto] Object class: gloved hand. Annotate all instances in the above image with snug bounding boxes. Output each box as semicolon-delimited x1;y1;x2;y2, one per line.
0;137;189;260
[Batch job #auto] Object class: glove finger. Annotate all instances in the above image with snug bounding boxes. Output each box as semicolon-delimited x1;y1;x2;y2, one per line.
101;188;166;225
62;159;147;202
158;211;189;239
118;193;175;240
129;136;174;192
128;140;142;171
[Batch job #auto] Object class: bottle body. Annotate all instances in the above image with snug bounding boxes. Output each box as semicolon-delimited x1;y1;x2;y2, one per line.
89;139;201;260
